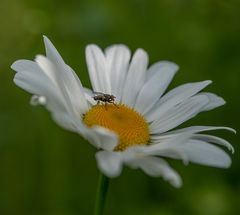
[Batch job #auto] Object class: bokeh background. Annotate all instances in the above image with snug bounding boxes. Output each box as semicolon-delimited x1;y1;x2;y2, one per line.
0;0;239;214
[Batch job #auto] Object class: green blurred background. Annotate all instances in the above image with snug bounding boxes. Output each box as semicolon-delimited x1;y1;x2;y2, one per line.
0;0;239;214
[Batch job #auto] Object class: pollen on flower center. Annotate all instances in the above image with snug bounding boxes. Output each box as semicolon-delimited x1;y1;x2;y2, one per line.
83;104;150;151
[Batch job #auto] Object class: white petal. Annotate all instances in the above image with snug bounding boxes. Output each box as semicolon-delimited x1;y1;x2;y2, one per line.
146;80;212;122
43;37;89;114
90;126;118;151
121;49;148;107
12;57;91;134
147;135;231;168
128;156;182;188
52;113;119;151
85;44;111;93
43;35;64;63
12;60;67;113
105;45;131;102
160;126;236;137
83;87;96;105
68;64;90;110
12;59;44;73
44;36;86;100
52;112;119;151
35;55;75;113
13;37;90;116
134;61;178;115
145;133;191;164
150;95;209;134
155;148;190;165
193;134;234;153
35;55;89;116
52;112;79;132
176;139;232;168
199;92;225;111
147;132;190;149
96;151;123;177
11;59;57;86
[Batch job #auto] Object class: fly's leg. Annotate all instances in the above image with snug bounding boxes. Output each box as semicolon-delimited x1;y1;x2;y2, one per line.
105;102;108;110
109;101;119;108
113;102;119;108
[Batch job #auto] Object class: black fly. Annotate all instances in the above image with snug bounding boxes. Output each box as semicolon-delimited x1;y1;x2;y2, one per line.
93;92;118;109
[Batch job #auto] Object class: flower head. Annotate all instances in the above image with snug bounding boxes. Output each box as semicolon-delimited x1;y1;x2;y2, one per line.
11;36;235;187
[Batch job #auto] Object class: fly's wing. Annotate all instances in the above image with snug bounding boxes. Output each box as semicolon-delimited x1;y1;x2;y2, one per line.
92;91;105;95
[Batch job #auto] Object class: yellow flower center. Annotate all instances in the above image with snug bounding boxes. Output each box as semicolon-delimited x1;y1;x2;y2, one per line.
83;104;150;151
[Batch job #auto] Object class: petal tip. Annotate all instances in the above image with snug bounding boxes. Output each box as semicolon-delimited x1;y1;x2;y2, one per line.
230;128;237;134
11;61;18;70
206;80;213;84
158;60;180;72
34;54;46;63
43;35;51;46
224;159;232;168
86;44;100;51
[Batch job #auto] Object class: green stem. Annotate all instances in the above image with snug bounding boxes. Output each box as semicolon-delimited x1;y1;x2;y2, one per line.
94;173;110;215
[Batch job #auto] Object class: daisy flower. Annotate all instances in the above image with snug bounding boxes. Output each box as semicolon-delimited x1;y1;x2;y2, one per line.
11;36;235;188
